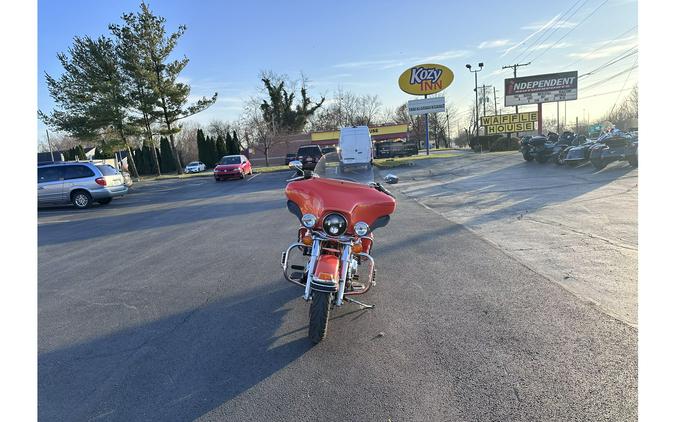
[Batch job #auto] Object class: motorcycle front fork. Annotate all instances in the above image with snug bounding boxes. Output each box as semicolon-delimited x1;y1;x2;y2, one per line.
303;240;375;309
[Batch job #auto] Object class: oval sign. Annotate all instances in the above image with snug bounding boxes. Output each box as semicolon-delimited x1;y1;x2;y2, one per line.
398;63;454;96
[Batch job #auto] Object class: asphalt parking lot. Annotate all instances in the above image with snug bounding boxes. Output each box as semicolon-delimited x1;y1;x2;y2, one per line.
38;162;637;421
389;151;638;326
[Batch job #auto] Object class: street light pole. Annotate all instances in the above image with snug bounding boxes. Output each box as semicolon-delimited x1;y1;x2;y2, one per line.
466;62;484;139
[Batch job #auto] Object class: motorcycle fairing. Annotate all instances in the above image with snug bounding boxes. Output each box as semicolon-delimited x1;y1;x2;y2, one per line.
286;177;396;233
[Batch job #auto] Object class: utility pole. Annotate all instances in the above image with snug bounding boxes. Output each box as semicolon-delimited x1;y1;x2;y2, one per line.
493;86;498;116
502;62;531;115
557;101;560;133
45;129;54;162
502;62;530;136
576;116;579;135
466;62;484;139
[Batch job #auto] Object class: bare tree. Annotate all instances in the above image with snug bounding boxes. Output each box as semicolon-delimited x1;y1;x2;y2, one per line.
241;98;275;166
173;121;200;163
207;119;232;139
310;88;384;130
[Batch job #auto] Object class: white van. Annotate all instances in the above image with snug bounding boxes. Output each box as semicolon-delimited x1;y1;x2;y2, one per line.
338;126;372;170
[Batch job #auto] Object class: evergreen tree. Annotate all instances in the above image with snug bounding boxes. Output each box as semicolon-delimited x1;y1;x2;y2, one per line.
110;3;217;174
160;136;176;173
230;131;241;154
216;135;227;159
197;129;207;164
39;35;140;178
76;145;86;160
226;131;240;155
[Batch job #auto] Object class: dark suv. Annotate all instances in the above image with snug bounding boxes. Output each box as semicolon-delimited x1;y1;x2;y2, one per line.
295;145;324;170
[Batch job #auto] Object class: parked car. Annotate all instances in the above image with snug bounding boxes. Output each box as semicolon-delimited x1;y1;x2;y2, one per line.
184;161;206;173
214;155;252;180
295;145;324;170
339;126;373;170
38;161;128;209
284;153;296;165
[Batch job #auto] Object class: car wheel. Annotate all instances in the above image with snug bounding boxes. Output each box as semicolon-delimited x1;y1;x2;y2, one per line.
97;198;112;205
71;190;92;209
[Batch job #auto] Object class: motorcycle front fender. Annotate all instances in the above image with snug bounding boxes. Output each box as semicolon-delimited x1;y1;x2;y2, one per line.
310;254;340;293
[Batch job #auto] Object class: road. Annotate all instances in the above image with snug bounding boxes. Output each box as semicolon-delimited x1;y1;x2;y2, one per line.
387;151;638;326
38;167;637;421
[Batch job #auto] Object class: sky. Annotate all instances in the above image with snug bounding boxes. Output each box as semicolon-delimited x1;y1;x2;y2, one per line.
37;0;638;142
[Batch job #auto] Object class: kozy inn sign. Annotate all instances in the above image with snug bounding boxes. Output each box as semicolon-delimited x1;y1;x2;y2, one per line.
398;63;454;96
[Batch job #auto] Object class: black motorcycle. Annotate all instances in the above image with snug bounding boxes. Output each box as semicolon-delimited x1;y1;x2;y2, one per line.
560;135;593;167
533;132;579;164
520;135;535;161
588;131;638;170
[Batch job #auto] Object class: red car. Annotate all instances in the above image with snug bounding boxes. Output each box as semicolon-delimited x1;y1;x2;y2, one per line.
214;155;252;181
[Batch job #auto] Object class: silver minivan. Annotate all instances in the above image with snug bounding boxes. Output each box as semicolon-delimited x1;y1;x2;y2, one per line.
38;162;128;209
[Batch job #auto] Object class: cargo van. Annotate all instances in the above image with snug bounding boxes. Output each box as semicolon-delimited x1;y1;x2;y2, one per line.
338;126;372;170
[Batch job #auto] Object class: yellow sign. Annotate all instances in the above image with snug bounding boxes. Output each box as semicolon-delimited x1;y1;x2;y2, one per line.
480;111;538;135
398;64;454;96
311;124;408;142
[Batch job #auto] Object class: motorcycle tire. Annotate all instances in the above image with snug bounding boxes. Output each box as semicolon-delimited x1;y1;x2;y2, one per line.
591;157;607;170
628;155;638;168
555;150;566;165
535;153;548;164
523;153;534;162
309;291;331;343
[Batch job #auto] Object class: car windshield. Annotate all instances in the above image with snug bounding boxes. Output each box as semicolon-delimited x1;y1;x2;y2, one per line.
313;152;374;185
220;156;241;164
188;162;200;166
297;147;321;157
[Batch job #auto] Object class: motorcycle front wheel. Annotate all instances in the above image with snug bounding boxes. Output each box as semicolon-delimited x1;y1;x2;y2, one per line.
535;153;548;164
309;291;332;343
591;157;607;170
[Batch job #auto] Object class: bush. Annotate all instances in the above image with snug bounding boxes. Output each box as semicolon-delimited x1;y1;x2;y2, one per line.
490;136;521;151
469;135;521;152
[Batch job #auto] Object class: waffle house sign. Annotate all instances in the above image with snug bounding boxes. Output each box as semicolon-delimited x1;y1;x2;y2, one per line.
398;63;454;95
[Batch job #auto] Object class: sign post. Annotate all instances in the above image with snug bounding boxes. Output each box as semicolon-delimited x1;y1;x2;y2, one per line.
399;64;454;155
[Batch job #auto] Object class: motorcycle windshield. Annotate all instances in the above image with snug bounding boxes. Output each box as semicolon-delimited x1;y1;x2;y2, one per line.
313;152;374;186
286;152;395;233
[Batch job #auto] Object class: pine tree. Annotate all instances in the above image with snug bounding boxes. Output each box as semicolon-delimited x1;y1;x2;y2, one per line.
160;136;176;173
110;3;216;174
216;135;227;159
226;131;240;155
39;35;140;178
197;129;207;165
230;131;241;154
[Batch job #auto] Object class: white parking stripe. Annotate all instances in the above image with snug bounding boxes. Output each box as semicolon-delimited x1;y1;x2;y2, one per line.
246;174;260;182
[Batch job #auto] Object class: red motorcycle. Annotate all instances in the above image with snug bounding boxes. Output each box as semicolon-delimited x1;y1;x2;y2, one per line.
281;153;396;343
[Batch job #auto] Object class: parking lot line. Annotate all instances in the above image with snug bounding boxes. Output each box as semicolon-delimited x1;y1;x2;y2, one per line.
246;174;260;182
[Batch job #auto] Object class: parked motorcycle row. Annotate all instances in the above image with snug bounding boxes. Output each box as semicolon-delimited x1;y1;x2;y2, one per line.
520;128;638;170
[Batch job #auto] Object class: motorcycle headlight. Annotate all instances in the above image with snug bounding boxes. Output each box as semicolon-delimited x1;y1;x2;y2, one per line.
354;221;369;236
322;213;347;237
301;214;317;228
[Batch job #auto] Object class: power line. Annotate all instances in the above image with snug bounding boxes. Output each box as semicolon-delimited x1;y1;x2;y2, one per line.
608;56;638;115
514;0;590;64
564;25;637;68
579;47;638;78
530;0;610;63
582;64;638;91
